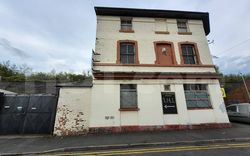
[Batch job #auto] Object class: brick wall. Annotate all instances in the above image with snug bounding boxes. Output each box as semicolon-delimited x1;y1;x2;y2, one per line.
225;79;250;105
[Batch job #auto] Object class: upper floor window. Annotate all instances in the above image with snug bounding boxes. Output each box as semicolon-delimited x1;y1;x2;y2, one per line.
154;19;169;34
120;17;133;31
181;44;197;64
117;40;139;65
120;43;135;64
177;19;188;32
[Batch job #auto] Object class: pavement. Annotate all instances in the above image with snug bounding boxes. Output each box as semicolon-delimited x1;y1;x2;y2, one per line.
0;122;250;155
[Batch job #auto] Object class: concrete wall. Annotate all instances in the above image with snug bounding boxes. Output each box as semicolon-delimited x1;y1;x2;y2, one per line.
94;16;214;73
0;81;58;94
89;79;230;128
53;88;91;136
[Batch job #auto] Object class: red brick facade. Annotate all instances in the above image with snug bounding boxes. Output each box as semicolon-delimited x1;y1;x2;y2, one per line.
225;78;250;105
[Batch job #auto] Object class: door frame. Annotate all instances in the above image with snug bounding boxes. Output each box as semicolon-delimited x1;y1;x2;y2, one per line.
154;41;177;65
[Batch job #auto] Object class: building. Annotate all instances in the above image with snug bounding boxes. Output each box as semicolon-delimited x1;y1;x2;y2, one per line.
54;7;230;136
89;7;230;132
224;78;250;105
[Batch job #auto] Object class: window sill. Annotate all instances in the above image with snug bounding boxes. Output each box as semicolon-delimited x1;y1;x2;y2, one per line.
116;63;140;66
119;30;134;33
119;108;140;111
187;107;213;110
178;32;192;35
155;31;170;34
180;64;202;66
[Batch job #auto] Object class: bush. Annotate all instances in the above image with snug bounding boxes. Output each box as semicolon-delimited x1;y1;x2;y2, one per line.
0;61;91;82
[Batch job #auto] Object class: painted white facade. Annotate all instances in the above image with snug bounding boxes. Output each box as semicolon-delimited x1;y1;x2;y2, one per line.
94;16;213;71
90;10;230;130
54;88;91;136
54;8;230;135
89;79;229;128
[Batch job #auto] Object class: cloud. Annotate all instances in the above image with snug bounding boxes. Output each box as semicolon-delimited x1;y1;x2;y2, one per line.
94;0;250;74
0;0;249;74
214;55;250;74
0;0;94;73
0;38;29;58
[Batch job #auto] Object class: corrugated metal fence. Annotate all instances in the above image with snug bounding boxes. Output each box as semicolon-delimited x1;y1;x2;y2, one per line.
0;93;58;135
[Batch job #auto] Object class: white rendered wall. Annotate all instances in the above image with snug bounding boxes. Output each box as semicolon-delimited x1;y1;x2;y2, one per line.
53;88;91;136
89;15;228;129
94;16;214;73
89;79;230;128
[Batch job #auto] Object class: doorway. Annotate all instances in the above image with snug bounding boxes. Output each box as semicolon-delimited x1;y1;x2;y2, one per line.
154;42;177;65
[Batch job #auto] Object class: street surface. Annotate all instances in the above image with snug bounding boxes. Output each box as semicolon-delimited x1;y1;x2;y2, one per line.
44;141;250;156
1;122;250;155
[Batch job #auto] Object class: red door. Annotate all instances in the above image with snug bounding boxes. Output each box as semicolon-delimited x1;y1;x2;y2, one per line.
156;44;174;65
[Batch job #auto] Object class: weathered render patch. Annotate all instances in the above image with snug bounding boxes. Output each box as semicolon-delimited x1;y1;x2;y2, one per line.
53;88;91;136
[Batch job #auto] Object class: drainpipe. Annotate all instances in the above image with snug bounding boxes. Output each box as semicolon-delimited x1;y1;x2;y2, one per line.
240;73;250;102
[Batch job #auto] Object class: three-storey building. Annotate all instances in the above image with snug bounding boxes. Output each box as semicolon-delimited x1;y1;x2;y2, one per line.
89;7;230;132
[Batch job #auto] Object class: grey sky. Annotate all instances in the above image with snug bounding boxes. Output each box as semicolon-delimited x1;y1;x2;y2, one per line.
0;0;250;74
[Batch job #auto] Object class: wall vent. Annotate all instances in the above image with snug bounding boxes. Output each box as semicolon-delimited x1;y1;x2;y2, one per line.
164;85;171;91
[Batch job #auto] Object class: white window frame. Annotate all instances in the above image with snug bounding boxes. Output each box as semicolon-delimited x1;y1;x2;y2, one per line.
177;19;188;32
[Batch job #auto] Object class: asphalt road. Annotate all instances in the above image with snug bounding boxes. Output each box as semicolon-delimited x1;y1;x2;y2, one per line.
1;122;250;155
44;141;250;156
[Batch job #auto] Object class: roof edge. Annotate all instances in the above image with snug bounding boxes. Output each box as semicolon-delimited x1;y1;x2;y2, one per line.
94;6;209;15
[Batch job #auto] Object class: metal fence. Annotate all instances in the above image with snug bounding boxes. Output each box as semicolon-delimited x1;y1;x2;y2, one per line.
0;94;58;135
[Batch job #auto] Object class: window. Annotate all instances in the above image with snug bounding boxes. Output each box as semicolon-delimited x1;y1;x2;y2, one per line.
121;17;132;31
120;84;137;108
227;106;237;112
155;19;168;33
181;44;197;64
117;40;139;64
238;105;249;114
184;84;211;109
120;43;135;64
177;19;188;32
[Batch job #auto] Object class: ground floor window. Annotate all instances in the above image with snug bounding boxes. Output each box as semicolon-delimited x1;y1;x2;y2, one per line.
184;84;212;109
120;84;137;108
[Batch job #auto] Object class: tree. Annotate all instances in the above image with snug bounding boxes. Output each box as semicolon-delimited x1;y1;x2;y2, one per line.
0;61;91;82
0;61;25;81
215;65;222;74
